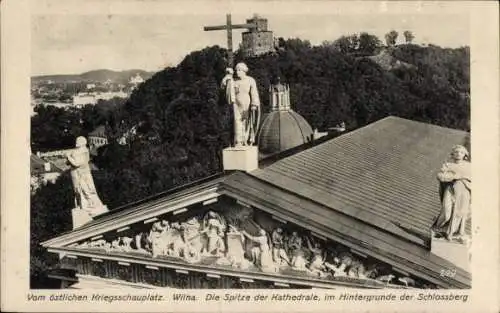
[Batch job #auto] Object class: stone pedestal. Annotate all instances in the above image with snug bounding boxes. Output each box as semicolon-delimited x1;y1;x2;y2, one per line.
430;234;471;272
72;205;108;229
91;205;109;217
222;146;258;172
72;208;93;229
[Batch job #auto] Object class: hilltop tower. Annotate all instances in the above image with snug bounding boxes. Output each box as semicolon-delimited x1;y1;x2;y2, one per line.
241;14;275;57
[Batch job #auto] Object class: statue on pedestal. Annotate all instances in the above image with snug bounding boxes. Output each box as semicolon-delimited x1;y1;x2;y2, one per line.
67;136;107;217
221;62;261;147
432;145;471;243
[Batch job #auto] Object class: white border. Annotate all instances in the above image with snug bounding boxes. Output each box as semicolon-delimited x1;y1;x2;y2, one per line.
2;0;499;312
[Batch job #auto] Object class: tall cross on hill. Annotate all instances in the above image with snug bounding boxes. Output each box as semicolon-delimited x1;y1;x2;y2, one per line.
203;14;257;67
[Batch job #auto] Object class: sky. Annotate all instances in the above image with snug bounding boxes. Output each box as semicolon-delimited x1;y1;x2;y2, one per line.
31;1;471;76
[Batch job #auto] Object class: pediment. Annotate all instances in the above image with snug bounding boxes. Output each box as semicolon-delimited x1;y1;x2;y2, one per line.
43;188;438;289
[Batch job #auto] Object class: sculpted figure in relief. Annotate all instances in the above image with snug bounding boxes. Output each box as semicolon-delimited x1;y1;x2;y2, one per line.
67;136;107;216
179;218;204;262
305;237;326;274
148;220;170;257
271;227;290;266
287;232;307;270
347;259;366;278
242;229;276;273
432;145;471;242
226;225;251;270
120;237;134;252
200;211;226;256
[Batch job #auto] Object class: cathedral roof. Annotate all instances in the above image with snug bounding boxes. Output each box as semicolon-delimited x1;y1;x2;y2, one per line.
255;116;471;242
42;116;471;289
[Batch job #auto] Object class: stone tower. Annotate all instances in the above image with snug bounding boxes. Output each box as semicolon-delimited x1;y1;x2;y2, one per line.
241;14;275;57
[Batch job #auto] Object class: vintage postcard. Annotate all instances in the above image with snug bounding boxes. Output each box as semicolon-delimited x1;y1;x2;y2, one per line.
1;0;499;312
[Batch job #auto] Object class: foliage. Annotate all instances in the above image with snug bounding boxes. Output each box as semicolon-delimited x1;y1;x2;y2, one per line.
358;33;383;55
403;30;415;44
323;33;382;57
30;173;73;287
31;98;127;151
385;30;399;46
329;34;360;54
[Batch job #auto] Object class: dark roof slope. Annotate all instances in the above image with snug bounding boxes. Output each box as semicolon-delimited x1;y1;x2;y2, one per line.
251;116;470;244
222;172;470;288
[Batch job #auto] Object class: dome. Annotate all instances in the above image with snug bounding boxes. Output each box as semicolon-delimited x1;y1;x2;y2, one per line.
258;110;314;155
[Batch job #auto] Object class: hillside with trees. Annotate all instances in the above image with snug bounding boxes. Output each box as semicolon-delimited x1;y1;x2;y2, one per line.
30;35;470;287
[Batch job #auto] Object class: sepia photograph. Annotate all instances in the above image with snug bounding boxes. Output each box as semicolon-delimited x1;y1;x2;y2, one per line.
30;8;473;290
2;0;499;312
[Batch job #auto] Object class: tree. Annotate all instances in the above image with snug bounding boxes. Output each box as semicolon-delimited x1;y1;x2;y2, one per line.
403;31;415;44
358;32;382;55
385;30;399;47
331;34;359;54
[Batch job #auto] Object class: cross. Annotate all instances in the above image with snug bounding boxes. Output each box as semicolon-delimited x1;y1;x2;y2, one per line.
204;14;256;67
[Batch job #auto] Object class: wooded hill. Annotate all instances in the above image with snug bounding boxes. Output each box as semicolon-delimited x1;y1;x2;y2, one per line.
32;69;154;84
30;38;470;287
124;40;469;139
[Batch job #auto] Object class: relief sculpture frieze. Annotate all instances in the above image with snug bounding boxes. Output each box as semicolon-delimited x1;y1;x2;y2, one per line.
71;201;435;289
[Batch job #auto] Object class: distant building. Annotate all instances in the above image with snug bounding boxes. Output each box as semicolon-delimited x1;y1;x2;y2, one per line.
96;91;128;101
88;125;109;155
30;154;64;192
117;124;138;146
129;74;145;90
73;93;97;106
73;91;129;107
241;15;275;58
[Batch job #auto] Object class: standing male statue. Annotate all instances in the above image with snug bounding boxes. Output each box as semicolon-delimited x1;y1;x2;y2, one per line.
67;136;107;217
221;62;261;146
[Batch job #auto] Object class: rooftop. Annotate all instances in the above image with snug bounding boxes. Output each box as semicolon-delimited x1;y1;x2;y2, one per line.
42;116;471;288
253;116;470;244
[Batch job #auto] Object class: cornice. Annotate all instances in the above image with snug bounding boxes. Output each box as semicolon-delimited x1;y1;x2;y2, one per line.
48;247;387;290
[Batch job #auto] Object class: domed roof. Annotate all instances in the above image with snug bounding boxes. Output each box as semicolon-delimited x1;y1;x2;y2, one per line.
258;110;314;155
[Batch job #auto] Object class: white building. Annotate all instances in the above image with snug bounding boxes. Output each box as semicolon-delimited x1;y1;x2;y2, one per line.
30;154;64;193
73;91;129;107
73;93;97;106
88;125;109;155
129;74;145;90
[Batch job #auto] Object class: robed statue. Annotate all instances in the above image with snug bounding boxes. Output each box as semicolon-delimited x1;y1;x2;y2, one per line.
221;62;261;146
67;136;107;217
431;145;471;243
